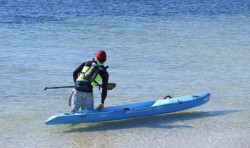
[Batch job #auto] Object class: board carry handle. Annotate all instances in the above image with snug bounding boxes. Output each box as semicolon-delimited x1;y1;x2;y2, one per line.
163;95;172;99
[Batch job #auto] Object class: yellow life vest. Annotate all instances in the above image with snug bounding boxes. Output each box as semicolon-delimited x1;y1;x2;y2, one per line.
77;60;103;86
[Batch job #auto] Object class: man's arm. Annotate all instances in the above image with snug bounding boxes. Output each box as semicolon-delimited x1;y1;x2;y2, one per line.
97;71;109;110
73;62;86;82
101;71;109;104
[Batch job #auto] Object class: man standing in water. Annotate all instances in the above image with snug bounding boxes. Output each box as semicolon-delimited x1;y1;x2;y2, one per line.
70;50;109;111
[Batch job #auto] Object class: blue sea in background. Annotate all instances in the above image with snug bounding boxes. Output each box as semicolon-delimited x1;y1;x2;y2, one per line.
0;0;249;147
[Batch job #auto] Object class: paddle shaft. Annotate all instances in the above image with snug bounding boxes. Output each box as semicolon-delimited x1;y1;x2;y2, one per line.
44;86;73;90
44;83;116;91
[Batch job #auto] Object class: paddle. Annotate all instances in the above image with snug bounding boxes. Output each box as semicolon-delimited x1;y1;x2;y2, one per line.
44;83;116;91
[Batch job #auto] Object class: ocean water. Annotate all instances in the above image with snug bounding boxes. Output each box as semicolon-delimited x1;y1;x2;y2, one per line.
0;0;249;148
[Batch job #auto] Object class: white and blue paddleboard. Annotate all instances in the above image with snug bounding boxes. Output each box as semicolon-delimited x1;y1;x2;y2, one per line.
45;93;210;125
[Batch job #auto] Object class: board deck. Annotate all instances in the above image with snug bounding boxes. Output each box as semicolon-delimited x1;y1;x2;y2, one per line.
45;93;210;125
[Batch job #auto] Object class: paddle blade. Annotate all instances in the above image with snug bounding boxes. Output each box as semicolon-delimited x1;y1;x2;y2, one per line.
107;83;116;90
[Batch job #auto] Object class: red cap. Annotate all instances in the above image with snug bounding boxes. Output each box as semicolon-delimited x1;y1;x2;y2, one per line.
96;50;106;62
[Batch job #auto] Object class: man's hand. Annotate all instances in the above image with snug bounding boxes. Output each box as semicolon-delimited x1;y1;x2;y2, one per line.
97;103;104;110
